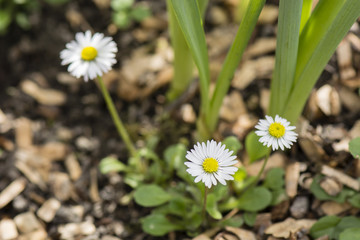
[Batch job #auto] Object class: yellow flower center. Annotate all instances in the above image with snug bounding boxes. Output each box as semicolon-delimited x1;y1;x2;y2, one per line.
81;46;97;61
268;122;285;138
202;157;219;173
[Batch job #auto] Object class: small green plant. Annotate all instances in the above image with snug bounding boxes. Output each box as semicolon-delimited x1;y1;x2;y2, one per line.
111;0;151;29
0;0;68;34
310;216;360;240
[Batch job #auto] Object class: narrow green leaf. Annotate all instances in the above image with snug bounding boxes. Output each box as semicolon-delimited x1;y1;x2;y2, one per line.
208;0;265;133
349;137;360;158
340;228;360;240
284;0;360;123
300;0;313;33
134;185;171;207
169;0;210;113
141;214;182;236
238;186;272;212
310;215;341;239
269;0;302;116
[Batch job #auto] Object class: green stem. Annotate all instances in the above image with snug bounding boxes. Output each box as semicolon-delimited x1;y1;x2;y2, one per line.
97;76;137;157
202;187;208;222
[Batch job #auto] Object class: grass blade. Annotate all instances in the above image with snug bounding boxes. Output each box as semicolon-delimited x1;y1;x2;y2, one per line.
284;0;360;123
269;0;302;116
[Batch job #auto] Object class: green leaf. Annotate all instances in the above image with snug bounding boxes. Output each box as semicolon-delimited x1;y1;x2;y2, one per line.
243;212;257;227
283;0;360;123
348;193;360;208
269;0;302;116
245;131;270;163
263;168;285;190
141;214;182;236
0;9;12;34
300;0;313;33
238;186;272;212
334;217;360;239
223;136;242;153
15;12;30;30
164;143;187;171
99;156;128;174
111;0;134;10
349;137;360;158
208;0;265;133
340;228;360;240
310;175;353;203
233;167;247;183
169;0;210;114
206;193;222;219
130;5;151;22
310;215;341;239
219;215;243;228
134;185;171;207
270;189;288;206
112;11;131;28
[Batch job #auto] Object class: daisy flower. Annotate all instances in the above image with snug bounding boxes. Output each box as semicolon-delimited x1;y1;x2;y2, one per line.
60;31;117;81
185;140;238;188
255;115;298;151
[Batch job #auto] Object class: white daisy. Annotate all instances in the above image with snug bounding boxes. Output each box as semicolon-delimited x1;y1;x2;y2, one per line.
185;140;238;188
60;31;117;81
255;115;298;151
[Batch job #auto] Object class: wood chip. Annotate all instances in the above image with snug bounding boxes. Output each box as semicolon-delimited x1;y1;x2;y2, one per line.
0;178;26;209
244;37;277;59
265;218;316;239
58;221;96;239
15;117;33;149
0;219;18;240
20;80;66;106
14;212;42;234
180;104;196;123
337;39;356;80
231;114;258;140
49;172;72;201
225;227;257;240
38;142;67;161
37;198;61;222
193;227;221;240
18;229;47;240
316;84;341;116
220;91;247;122
232;56;275;90
320;201;352;216
321;165;360;191
298;137;326;162
290;196;309;219
338;86;360;112
90;167;100;202
65;154;82;181
258;5;279;24
319;177;343;196
286;162;300;198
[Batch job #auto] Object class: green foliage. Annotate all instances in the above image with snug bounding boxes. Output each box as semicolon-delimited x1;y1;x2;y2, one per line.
141;214;182;236
310;216;360;240
0;0;68;34
349;137;360;158
310;175;356;203
245;131;270;163
340;228;360;240
238;186;272;212
222;136;243;154
111;0;151;29
99;156;128;174
134;185;172;207
243;212;257;226
263;168;285;190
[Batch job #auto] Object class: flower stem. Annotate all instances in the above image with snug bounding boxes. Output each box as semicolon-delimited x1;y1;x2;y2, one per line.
96;76;137;157
252;151;270;187
202;187;208;223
